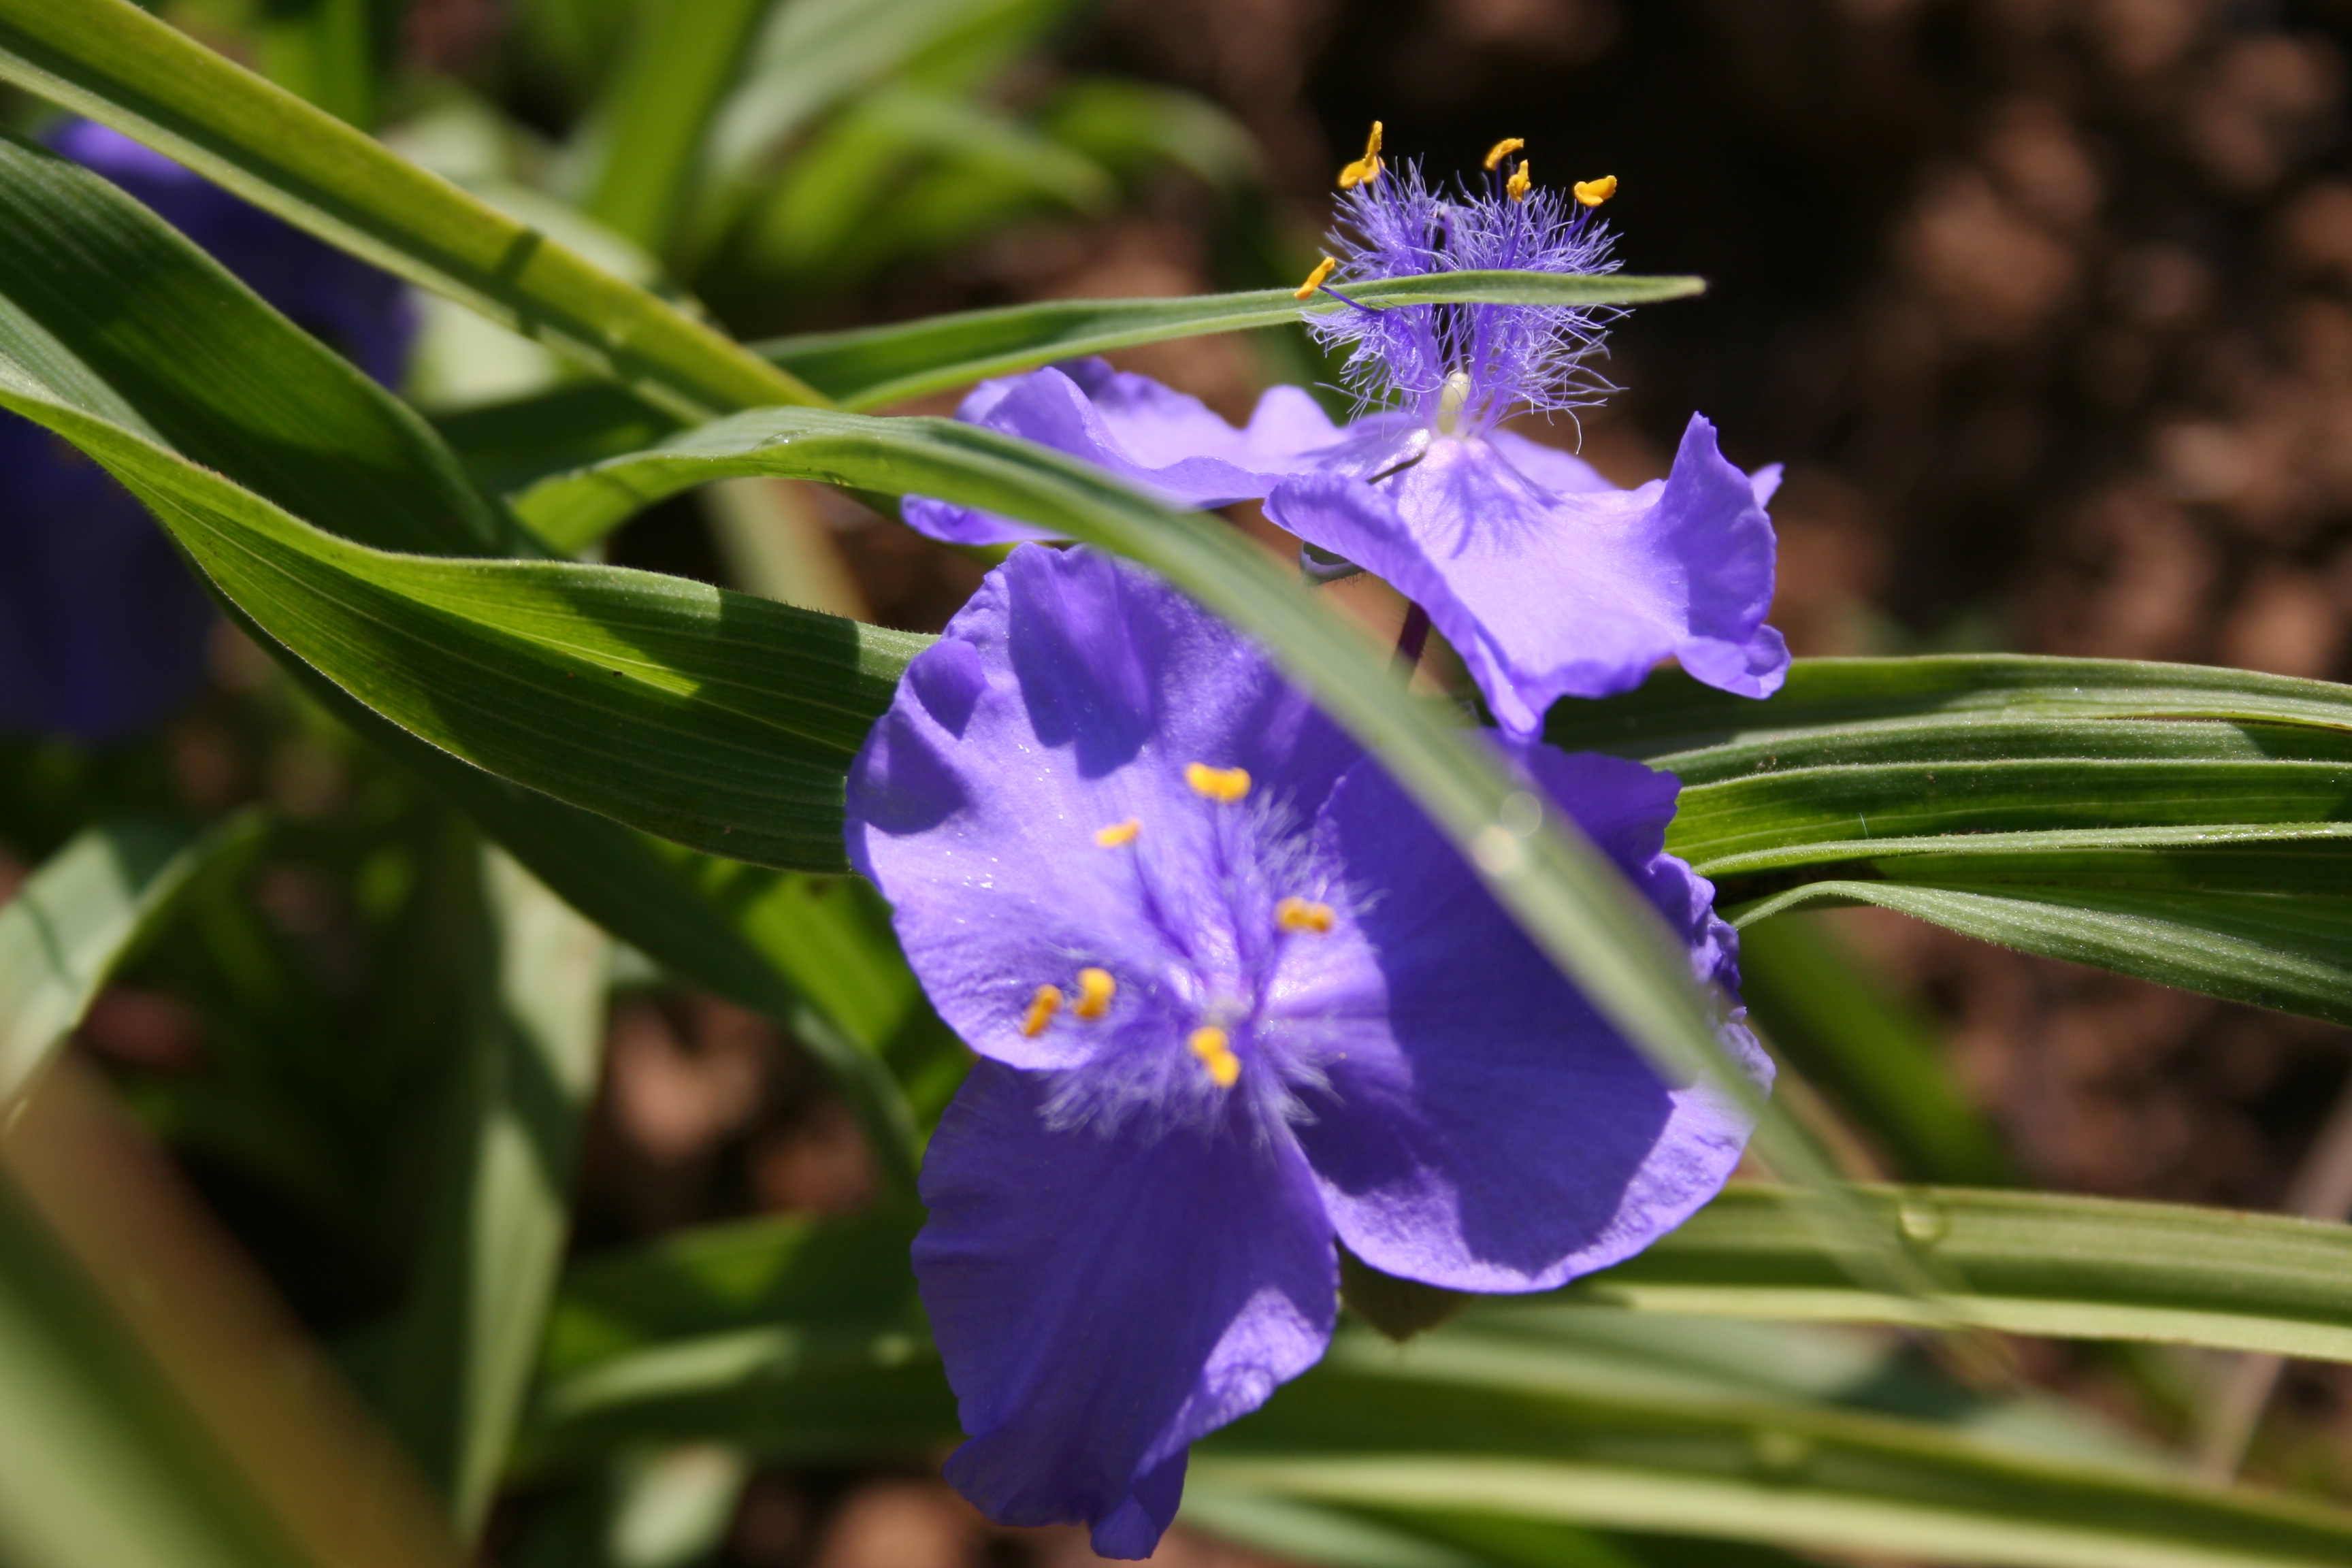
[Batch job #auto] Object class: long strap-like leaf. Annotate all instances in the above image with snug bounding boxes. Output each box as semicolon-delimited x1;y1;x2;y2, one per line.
386;847;608;1539
525;1202;2352;1568
0;817;249;1105
0;0;821;419
1578;1183;2352;1362
1550;658;2352;1028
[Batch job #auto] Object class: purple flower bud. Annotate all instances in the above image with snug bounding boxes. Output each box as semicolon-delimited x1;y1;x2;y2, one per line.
847;544;1767;1558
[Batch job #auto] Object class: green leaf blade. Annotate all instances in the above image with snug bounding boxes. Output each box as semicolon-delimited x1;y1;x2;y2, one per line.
0;0;821;419
386;847;610;1539
1551;657;2352;1029
0;817;240;1105
761;270;1708;411
1580;1183;2352;1365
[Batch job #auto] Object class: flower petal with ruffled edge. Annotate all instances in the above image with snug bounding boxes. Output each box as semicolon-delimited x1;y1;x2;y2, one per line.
1290;743;1769;1291
917;1060;1335;1557
900;359;1354;545
846;544;1765;1557
1267;413;1789;734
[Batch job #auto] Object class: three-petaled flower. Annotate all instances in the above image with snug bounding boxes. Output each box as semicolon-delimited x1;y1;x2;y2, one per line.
847;544;1769;1558
900;130;1789;735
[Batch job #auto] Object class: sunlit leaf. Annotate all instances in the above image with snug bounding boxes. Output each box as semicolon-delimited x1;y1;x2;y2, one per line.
1579;1182;2352;1362
0;0;820;419
1550;659;2352;1026
437;272;1709;497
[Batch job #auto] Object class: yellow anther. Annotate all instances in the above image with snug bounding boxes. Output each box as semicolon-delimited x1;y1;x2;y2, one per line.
1507;159;1532;203
1276;896;1335;934
1188;1026;1241;1088
1074;967;1116;1019
1094;817;1142;847
1573;174;1617;208
1294;256;1338;301
1482;136;1524;172
1185;762;1252;804
1019;985;1062;1038
1338;120;1384;189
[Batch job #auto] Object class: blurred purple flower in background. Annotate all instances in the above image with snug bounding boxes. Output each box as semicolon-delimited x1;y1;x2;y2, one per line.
847;544;1767;1558
899;132;1788;734
0;122;412;742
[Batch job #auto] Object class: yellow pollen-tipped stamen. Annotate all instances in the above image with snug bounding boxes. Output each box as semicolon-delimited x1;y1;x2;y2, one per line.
1507;159;1532;203
1294;256;1338;300
1483;136;1524;172
1573;174;1617;207
1188;1026;1241;1088
1185;762;1252;803
1094;817;1142;847
1074;967;1116;1019
1338;120;1384;189
1276;896;1335;934
1019;985;1062;1038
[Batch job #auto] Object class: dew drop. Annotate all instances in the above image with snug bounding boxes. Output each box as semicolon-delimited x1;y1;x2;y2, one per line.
1897;1194;1950;1247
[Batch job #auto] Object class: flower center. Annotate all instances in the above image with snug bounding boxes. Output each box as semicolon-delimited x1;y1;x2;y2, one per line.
1025;763;1347;1121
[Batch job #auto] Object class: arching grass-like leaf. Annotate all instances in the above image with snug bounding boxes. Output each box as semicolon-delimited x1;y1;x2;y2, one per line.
385;848;608;1539
755;270;1708;411
0;382;921;868
1575;1183;2352;1363
1549;658;2352;1026
570;0;770;250
250;624;931;1185
524;1206;2352;1568
0;131;520;557
0;134;932;1177
451;273;1710;506
0;0;820;419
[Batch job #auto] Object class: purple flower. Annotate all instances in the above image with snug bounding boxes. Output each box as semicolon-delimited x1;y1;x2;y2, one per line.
847;544;1767;1558
898;140;1788;734
1;122;414;741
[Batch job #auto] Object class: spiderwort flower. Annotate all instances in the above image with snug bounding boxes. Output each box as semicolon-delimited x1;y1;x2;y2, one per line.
898;129;1788;735
0;121;413;741
847;544;1768;1558
1267;134;1786;732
